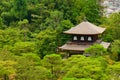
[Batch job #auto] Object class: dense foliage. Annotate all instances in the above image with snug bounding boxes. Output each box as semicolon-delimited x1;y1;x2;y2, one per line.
0;0;120;80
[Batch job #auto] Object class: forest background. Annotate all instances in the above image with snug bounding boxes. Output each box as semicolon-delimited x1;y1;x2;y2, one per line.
0;0;120;80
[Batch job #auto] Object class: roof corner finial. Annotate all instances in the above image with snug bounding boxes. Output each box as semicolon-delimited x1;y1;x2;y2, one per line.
83;17;87;22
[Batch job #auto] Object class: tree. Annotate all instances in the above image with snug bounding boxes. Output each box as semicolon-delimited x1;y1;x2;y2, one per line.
27;0;39;5
15;56;51;80
0;28;23;49
0;60;16;80
56;20;73;46
107;62;120;80
56;0;102;24
63;78;79;80
0;17;3;29
101;13;120;41
41;10;63;30
84;44;107;57
62;55;108;80
111;40;120;61
63;78;94;80
12;41;35;55
42;54;62;80
18;19;29;41
36;28;57;57
12;0;28;20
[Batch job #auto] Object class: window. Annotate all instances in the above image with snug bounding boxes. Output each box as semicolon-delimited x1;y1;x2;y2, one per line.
73;36;77;40
80;36;84;41
88;36;92;41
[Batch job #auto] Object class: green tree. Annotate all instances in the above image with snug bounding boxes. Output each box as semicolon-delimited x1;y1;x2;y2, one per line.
63;78;79;80
36;28;57;57
18;19;29;41
12;41;35;55
27;0;39;4
0;17;3;29
0;60;16;80
55;0;102;24
42;54;62;80
111;40;120;61
62;55;108;80
40;10;63;30
15;56;51;80
102;13;120;41
107;62;120;80
12;0;28;20
84;44;107;57
0;28;22;48
56;20;73;46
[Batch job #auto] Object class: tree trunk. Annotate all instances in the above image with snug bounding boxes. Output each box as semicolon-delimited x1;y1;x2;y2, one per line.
3;74;9;80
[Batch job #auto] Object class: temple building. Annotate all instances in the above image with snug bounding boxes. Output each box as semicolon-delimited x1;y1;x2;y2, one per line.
59;21;110;55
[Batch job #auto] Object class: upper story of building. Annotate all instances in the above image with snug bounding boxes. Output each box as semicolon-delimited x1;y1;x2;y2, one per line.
64;21;106;43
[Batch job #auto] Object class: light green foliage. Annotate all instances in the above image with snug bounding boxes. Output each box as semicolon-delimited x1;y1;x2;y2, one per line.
63;78;78;80
42;54;62;80
56;20;73;45
0;50;15;61
0;60;16;80
49;10;63;28
108;13;120;27
84;44;107;57
111;40;120;61
107;62;120;80
15;56;51;80
60;20;73;31
62;55;108;80
12;41;35;55
18;19;30;41
18;19;29;27
102;13;120;41
36;28;57;57
22;53;41;65
0;28;21;47
63;78;94;80
0;0;120;79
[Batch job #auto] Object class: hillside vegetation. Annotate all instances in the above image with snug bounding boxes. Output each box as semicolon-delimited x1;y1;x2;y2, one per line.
0;0;120;80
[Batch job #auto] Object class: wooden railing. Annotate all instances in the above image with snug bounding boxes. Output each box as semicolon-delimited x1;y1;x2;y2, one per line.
66;39;102;45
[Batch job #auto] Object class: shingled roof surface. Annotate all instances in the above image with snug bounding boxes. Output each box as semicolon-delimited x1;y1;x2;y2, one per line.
64;21;106;35
59;42;110;51
59;44;91;51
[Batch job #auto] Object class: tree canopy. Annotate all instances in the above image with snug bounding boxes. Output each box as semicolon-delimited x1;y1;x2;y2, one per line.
0;0;120;80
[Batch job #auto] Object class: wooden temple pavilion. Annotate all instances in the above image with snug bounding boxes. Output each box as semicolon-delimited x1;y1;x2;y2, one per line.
59;21;110;55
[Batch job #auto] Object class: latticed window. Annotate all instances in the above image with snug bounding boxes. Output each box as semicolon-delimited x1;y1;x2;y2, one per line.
73;36;77;40
88;36;92;41
80;36;84;41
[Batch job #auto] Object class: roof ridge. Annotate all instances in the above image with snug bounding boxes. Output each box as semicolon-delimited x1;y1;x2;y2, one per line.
64;21;106;35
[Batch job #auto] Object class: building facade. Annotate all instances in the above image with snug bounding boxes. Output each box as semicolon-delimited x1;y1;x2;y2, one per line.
59;21;110;56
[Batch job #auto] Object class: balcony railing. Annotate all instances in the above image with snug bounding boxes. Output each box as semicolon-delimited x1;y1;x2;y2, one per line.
66;39;102;45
